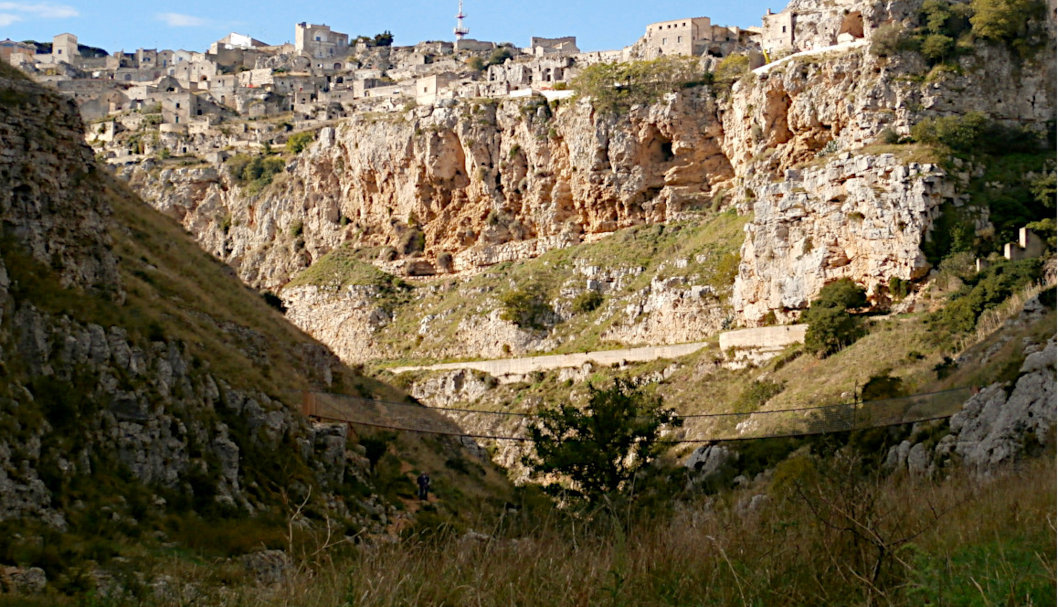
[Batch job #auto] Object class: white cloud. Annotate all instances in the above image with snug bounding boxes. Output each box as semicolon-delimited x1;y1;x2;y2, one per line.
157;12;210;27
0;13;23;26
0;3;78;19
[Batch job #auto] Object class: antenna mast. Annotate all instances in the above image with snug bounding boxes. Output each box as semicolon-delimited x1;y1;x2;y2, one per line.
454;0;470;40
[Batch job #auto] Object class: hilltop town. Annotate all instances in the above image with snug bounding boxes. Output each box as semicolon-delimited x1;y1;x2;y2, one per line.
0;1;872;164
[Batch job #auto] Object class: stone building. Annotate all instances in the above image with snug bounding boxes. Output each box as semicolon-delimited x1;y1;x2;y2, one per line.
640;17;714;58
0;39;35;65
296;23;350;59
51;33;79;65
760;1;869;56
528;36;579;57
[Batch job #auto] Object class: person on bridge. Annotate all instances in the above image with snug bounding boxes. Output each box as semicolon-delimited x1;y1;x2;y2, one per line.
417;472;431;501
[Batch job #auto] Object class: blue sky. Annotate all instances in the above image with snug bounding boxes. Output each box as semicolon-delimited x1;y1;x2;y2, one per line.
1;1;785;53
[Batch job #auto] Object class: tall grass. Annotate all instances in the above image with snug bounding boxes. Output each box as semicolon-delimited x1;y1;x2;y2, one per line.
193;456;1055;606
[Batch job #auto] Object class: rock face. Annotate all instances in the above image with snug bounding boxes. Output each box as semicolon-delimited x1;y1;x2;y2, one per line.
128;91;731;291
947;337;1056;470
119;2;1055;352
733;154;960;320
0;66;404;540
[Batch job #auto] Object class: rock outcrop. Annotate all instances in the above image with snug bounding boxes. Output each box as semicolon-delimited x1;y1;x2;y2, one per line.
885;297;1057;475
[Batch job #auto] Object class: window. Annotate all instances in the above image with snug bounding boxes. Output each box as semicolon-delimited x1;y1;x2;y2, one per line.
175;102;181;109
662;38;667;44
678;36;682;43
782;26;787;33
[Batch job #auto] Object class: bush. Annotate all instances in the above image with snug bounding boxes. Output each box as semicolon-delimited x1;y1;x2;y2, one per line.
226;154;286;191
572;290;603;314
735;380;785;412
436;251;454;272
499;287;553;330
971;0;1040;42
804;279;868;357
398;229;425;255
261;291;286;313
711;53;750;88
888;276;911;300
285;131;315;154
814;278;868;310
870;23;909;56
921;33;955;63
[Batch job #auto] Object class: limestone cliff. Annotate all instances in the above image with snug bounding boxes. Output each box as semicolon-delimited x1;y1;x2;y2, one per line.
120;0;1055;360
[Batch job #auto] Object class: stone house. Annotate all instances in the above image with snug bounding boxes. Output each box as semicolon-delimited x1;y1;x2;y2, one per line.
296;23;349;59
640;18;714;58
528;36;579;57
0;39;35;65
415;73;459;105
761;2;868;56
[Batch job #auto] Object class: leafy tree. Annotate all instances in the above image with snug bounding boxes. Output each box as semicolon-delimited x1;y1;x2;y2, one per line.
921;33;955;63
970;0;1038;41
803;279;868;357
523;379;681;501
373;31;394;47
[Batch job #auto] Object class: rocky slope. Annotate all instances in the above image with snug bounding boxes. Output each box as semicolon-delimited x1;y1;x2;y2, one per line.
0;63;506;589
116;0;1055;362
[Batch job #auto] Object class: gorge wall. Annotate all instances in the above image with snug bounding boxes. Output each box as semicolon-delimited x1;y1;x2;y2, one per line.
118;0;1055;363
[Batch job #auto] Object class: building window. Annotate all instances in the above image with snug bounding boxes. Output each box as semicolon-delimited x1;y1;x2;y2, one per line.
662;38;667;44
782;26;787;33
678;36;682;43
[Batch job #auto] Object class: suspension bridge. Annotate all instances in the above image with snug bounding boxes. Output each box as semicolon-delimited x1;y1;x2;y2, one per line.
299;387;974;444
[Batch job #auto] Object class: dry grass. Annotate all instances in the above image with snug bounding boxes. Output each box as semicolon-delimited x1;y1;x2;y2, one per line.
146;456;1056;607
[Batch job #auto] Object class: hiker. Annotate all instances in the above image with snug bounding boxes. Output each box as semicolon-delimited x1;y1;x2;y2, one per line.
417;472;431;501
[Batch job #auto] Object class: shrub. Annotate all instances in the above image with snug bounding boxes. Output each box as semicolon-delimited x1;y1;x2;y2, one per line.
921;33;955;63
437;251;454;272
888;276;911;300
860;373;906;400
261;291;287;313
735;380;785;412
398;229;425;255
289;220;303;238
572;290;603;314
500;287;553;330
870;23;908;56
711;53;750;88
814;278;868;311
226;154;286;191
285;131;315;154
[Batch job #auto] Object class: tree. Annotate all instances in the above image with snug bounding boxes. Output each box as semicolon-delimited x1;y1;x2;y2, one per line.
522;378;682;501
373;31;394;47
970;0;1038;42
804;279;868;357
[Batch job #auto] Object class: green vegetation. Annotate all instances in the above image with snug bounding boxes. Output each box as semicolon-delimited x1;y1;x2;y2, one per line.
930;258;1043;335
572;290;604;314
571;56;704;113
285;131;315;154
523;378;681;501
872;0;1047;62
710;53;750;89
499;287;554;330
226;153;286;193
804;279;868;357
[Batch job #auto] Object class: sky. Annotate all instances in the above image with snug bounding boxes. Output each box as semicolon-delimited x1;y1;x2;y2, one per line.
0;1;787;53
